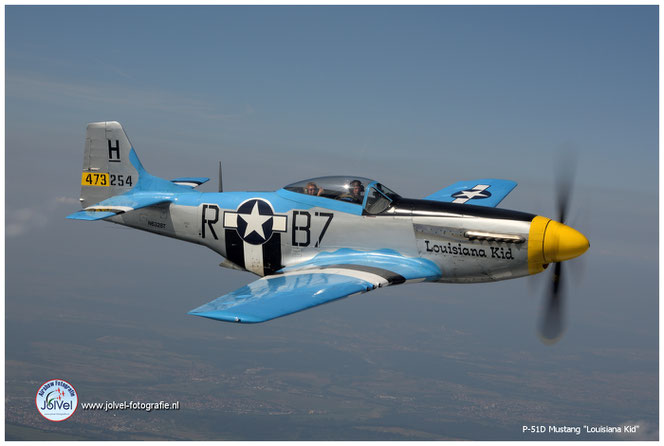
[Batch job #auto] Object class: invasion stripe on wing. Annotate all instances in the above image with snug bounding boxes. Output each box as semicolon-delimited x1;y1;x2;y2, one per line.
275;268;388;288
316;264;406;285
274;264;407;288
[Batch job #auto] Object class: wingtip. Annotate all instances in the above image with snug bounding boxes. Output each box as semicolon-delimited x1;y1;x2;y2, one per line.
66;210;117;221
187;310;260;323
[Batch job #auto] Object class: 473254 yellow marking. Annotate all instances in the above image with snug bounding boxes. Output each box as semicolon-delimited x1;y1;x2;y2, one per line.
81;172;109;187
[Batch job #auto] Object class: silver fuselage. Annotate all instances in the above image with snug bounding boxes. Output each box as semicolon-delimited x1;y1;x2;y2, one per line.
109;189;536;283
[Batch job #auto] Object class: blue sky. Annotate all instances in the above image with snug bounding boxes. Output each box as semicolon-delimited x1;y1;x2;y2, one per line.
5;6;659;440
6;6;657;194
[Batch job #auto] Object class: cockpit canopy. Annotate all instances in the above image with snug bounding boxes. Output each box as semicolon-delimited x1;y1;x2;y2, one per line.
284;176;400;214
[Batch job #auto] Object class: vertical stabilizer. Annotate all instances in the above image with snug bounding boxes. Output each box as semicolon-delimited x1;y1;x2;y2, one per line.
79;121;143;208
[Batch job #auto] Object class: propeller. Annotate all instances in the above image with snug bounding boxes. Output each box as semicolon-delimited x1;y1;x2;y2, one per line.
539;261;564;344
538;150;577;345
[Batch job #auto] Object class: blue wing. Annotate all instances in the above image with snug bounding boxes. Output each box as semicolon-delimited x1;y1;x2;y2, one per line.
188;249;441;323
424;179;517;207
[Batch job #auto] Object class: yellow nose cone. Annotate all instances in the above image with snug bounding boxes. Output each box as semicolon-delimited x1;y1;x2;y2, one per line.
528;216;589;274
542;220;589;263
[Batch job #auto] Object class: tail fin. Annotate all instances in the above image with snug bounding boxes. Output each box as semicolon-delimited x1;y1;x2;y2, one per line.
79;121;145;208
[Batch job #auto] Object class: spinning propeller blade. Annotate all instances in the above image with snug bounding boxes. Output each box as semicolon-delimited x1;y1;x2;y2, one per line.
538;151;580;345
539;262;564;344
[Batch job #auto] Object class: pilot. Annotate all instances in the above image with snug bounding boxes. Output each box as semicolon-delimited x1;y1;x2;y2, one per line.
304;182;323;196
338;179;364;204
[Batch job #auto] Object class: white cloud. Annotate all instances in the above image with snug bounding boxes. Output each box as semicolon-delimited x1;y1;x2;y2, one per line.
6;196;80;238
55;196;80;205
6;74;253;122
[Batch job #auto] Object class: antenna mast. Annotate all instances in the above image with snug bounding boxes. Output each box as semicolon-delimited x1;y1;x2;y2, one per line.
219;161;224;192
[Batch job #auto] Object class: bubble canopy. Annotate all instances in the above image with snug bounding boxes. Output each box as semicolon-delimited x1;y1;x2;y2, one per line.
283;176;400;214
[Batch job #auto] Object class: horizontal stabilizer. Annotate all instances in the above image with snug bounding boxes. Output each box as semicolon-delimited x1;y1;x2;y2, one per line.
66;210;117;221
425;179;517;208
170;177;209;188
67;192;173;220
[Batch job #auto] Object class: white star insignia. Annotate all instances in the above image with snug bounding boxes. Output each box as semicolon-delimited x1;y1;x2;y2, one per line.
239;201;272;240
222;199;288;245
452;184;490;203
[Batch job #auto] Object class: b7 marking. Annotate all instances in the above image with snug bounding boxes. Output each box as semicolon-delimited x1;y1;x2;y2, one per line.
292;211;334;247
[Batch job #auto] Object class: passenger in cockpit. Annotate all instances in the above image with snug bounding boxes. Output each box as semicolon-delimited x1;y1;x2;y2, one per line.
304;182;323;196
338;179;364;204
